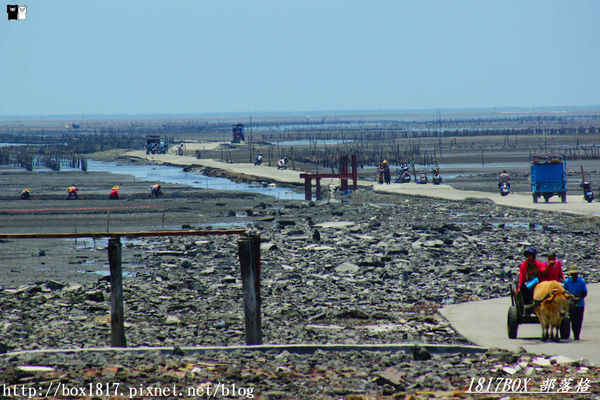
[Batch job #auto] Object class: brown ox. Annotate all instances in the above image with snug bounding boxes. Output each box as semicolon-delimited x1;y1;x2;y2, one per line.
533;280;573;341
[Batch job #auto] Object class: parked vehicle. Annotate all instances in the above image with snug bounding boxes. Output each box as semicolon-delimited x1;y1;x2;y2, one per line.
530;154;567;203
146;135;168;154
583;182;595;203
395;167;411;183
432;168;442;185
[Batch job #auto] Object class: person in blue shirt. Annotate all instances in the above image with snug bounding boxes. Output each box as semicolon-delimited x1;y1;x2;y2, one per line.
563;266;587;340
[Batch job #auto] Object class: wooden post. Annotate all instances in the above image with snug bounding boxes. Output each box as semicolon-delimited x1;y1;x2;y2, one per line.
352;154;358;190
108;237;127;347
316;177;321;201
237;233;262;345
340;155;348;191
304;177;312;201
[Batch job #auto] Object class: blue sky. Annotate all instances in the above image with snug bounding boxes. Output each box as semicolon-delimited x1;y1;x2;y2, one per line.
1;0;599;116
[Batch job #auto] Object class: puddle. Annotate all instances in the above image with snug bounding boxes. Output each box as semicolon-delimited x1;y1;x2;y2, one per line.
87;160;304;200
272;139;354;146
76;263;140;277
208;221;250;229
455;220;561;231
315;221;355;229
76;269;137;277
65;237;147;249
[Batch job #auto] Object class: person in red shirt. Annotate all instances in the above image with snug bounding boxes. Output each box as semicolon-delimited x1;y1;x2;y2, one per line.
517;247;544;305
109;185;120;200
540;251;565;283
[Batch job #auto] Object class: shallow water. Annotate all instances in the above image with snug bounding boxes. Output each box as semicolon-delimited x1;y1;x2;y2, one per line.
86;160;304;200
273;138;355;146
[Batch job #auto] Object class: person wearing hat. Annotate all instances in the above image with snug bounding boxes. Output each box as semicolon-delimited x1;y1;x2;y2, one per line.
109;185;120;200
67;186;78;200
540;251;565;283
380;160;391;185
19;188;31;200
563;266;587;340
150;184;162;197
517;247;544;305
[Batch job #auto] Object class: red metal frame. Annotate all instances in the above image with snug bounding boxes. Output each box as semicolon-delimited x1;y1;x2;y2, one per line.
299;155;358;200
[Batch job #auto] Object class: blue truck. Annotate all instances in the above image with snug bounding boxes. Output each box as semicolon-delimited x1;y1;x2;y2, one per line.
530;154;567;203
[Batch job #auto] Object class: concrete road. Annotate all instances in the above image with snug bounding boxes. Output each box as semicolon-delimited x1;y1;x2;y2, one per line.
126;150;600;216
440;283;600;365
374;182;600;216
125;150;373;188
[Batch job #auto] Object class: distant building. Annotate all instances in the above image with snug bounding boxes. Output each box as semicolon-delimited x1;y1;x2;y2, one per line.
232;123;245;143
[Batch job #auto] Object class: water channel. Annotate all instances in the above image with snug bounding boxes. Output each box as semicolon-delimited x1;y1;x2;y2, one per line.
86;160;304;200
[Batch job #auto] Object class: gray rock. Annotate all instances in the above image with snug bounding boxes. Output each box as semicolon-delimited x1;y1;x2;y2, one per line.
412;346;431;361
335;262;360;274
165;315;181;325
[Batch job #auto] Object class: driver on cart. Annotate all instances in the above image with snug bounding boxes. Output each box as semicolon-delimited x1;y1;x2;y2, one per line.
517;247;544;311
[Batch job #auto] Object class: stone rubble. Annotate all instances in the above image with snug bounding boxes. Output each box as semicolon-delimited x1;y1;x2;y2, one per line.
0;191;599;398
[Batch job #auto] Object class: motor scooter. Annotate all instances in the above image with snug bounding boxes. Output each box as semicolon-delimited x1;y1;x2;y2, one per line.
583;181;594;202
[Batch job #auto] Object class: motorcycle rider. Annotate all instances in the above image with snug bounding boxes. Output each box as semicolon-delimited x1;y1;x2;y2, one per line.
277;156;288;169
498;170;511;190
432;168;442;184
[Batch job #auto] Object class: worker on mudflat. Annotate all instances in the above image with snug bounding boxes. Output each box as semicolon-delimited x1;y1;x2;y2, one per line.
498;170;511;189
109;185;120;200
67;186;78;199
563;266;587;340
378;160;391;184
150;184;162;197
20;188;31;200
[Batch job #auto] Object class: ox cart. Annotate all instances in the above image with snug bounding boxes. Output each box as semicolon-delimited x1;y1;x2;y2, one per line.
507;282;570;339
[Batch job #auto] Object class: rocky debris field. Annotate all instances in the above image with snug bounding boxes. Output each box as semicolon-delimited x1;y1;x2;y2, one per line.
2;192;600;350
0;347;598;399
1;190;599;398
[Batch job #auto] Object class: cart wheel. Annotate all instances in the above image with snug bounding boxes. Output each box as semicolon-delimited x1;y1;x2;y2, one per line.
508;306;519;339
560;318;571;339
533;194;538;203
560;192;567;203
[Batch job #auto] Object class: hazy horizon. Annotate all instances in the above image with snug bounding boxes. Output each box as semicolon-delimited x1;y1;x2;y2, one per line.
2;1;599;116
